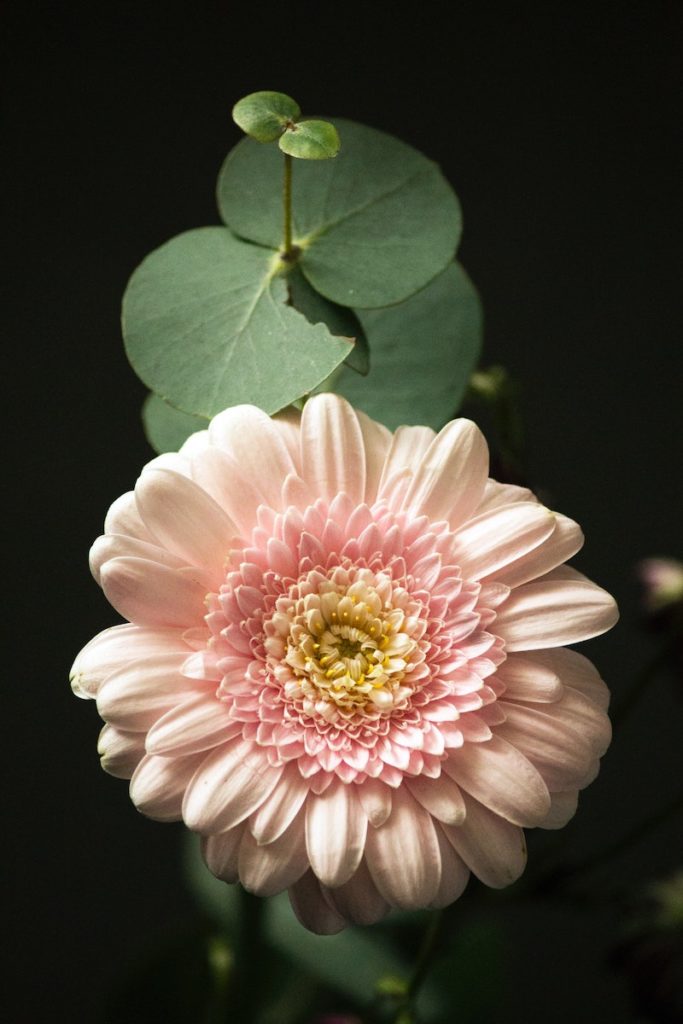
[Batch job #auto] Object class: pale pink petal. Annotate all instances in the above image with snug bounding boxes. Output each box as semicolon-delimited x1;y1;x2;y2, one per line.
289;870;347;935
377;425;435;497
406;774;466;825
495;578;619;650
487;513;584;588
356;779;393;827
208;405;296;508
305;780;368;888
495;653;563;703
450;503;555;580
444;735;551;827
96;653;202;730
529;647;610;710
238;812;308;896
402;419;489;529
190;447;266;535
135;468;237;572
475;480;536;514
537;790;579;829
272;406;303;472
494;703;595;791
429;826;470;908
365;786;441;909
182;740;283;834
323;858;390;926
70;624;187;699
100;557;208;628
356;409;392;504
443;795;527;888
90;534;186;583
104;491;154;542
202;825;247;883
130;752;204;821
97;725;145;779
144;693;242;756
250;765;311;843
300;394;366;504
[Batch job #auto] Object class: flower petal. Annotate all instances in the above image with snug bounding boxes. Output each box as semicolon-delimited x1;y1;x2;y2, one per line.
442;794;527;888
144;693;242;756
356;409;392;504
238;812;309;896
182;740;282;834
104;491;154;542
444;734;551;827
288;870;347;935
537;790;579;830
365;786;441;909
97;725;145;779
495;577;619;651
300;394;366;504
135;468;237;572
96;653;202;730
250;765;311;844
100;557;209;628
323;858;390;926
429;826;470;908
402;419;489;529
305;780;368;888
377;425;435;498
487;513;584;588
208;405;296;509
494;653;563;703
90;534;186;583
406;774;467;825
70;624;187;699
202;825;246;883
450;502;555;580
130;752;204;821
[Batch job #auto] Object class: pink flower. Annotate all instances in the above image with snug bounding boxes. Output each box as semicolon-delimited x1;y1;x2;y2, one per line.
71;396;618;933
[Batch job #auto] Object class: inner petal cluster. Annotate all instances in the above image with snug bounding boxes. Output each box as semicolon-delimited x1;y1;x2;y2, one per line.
266;568;423;720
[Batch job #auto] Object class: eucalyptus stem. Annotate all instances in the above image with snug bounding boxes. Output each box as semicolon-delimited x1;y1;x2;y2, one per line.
282;152;293;258
393;909;444;1023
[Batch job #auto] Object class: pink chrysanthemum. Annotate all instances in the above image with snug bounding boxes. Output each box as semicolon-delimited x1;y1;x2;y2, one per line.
71;395;618;933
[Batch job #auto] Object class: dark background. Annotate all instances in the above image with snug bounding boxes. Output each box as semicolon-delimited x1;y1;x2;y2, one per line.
4;2;681;1021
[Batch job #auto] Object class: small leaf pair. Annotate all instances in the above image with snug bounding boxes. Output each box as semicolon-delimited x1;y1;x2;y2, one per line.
232;90;340;160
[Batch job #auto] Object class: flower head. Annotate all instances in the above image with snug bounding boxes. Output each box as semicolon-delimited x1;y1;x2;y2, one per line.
72;395;618;933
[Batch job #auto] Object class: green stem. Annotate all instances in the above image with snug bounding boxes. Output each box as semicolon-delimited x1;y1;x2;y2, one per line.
393;910;444;1024
283;152;293;257
231;887;265;1021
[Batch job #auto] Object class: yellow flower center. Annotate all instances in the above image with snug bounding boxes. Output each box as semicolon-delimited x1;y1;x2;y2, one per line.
264;573;420;723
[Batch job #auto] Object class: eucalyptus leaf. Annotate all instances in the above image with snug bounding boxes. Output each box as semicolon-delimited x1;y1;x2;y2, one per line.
122;227;354;418
279;119;340;159
287;267;369;375
142;393;209;453
336;262;482;430
217;119;461;308
232;90;300;142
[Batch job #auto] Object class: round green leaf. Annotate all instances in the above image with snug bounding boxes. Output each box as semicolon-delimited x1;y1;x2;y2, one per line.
122;227;354;418
217;119;462;308
279;119;340;159
287;267;369;375
232;90;300;142
142;393;208;453
335;262;482;430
